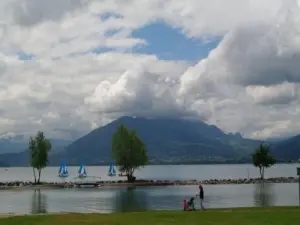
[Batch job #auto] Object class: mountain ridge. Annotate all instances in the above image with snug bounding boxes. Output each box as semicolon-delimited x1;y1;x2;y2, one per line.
0;116;298;166
47;116;261;165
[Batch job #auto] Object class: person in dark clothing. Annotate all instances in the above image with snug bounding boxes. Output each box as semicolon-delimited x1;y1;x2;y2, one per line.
198;183;205;210
187;197;195;210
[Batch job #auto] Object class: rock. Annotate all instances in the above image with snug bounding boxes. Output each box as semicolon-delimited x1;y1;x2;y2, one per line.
0;176;298;189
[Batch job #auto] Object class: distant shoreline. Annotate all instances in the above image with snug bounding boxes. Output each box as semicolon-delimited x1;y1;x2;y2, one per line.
0;177;298;190
1;161;299;167
2;161;255;167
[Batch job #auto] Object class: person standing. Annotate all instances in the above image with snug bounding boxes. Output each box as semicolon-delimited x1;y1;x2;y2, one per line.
199;183;205;210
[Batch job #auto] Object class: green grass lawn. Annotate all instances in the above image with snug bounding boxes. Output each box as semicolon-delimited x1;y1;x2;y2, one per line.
0;207;300;225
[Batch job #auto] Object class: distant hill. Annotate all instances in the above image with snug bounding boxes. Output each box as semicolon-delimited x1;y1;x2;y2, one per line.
0;139;27;153
271;134;300;161
0;138;72;154
0;139;72;166
265;136;292;143
0;161;9;167
43;116;261;166
0;116;274;166
1;116;299;166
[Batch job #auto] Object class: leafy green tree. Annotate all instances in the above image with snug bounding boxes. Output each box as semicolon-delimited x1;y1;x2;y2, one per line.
112;124;148;182
252;143;276;180
29;131;52;184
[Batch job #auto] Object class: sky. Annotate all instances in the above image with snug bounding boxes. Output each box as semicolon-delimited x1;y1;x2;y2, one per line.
0;0;299;140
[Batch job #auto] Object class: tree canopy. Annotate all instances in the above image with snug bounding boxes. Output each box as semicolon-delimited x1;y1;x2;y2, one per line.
111;124;148;182
252;143;276;180
29;131;52;184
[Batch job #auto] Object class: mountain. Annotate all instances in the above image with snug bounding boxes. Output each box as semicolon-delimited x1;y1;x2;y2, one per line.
265;136;292;143
0;139;27;153
46;116;261;166
2;116;300;166
0;116;263;166
0;139;72;166
271;134;300;161
0;138;72;154
48;139;73;153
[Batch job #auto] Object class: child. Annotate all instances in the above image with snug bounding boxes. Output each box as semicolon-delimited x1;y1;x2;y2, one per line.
187;197;195;210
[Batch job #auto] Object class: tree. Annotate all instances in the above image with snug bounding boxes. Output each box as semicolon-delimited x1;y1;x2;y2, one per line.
252;143;276;180
111;124;148;182
29;131;52;184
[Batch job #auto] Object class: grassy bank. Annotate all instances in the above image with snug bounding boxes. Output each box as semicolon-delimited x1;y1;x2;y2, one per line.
0;207;300;225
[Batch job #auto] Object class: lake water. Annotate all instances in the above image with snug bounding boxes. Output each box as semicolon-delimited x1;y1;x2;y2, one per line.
0;164;300;214
1;163;300;182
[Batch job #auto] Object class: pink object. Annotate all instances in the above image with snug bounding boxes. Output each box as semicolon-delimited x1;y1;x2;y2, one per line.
183;199;187;211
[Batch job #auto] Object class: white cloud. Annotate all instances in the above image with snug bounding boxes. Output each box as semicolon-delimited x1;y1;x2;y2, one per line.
246;82;299;105
85;56;191;117
162;0;284;38
178;0;300;138
0;0;299;140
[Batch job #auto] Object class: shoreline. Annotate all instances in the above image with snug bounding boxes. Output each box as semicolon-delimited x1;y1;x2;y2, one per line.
0;176;298;190
2;162;300;167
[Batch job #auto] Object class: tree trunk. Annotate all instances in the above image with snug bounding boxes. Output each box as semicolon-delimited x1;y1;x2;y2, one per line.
126;169;135;183
126;174;131;182
38;169;42;184
259;166;265;180
32;168;37;184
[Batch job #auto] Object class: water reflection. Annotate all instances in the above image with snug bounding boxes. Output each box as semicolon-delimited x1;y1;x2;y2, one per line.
31;189;47;214
114;187;149;212
253;182;275;207
0;183;297;214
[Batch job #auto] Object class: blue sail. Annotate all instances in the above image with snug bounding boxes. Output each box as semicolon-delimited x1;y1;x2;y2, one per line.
58;165;63;174
58;160;68;177
78;164;87;177
108;162;116;176
63;164;69;175
78;164;82;174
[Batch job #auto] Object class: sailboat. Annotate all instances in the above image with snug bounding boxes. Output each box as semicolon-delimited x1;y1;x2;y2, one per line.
108;161;116;176
58;160;69;178
77;163;87;178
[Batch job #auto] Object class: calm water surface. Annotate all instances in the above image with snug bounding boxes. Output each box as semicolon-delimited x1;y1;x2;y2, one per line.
0;184;299;214
0;164;299;214
1;164;300;182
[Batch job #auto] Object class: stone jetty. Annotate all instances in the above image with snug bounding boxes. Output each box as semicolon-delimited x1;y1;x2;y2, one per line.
0;177;298;189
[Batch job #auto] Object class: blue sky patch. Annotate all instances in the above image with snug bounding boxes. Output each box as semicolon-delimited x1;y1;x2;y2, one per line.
132;21;221;61
17;52;34;61
92;47;116;54
99;12;123;21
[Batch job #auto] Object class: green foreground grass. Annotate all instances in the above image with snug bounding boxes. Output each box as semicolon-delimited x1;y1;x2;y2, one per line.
1;207;300;225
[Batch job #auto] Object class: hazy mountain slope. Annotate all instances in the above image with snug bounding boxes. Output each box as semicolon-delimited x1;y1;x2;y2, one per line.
271;134;300;160
49;117;261;165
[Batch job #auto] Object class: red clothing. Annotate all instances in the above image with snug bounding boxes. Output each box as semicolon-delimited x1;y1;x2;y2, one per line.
183;200;187;210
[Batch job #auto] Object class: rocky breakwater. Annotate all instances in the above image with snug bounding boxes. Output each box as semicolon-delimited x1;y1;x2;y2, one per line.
96;176;299;187
0;177;298;189
0;181;78;189
102;177;299;187
0;181;33;189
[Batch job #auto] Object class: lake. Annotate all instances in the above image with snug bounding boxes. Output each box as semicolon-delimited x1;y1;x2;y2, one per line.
1;163;300;182
0;164;300;214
